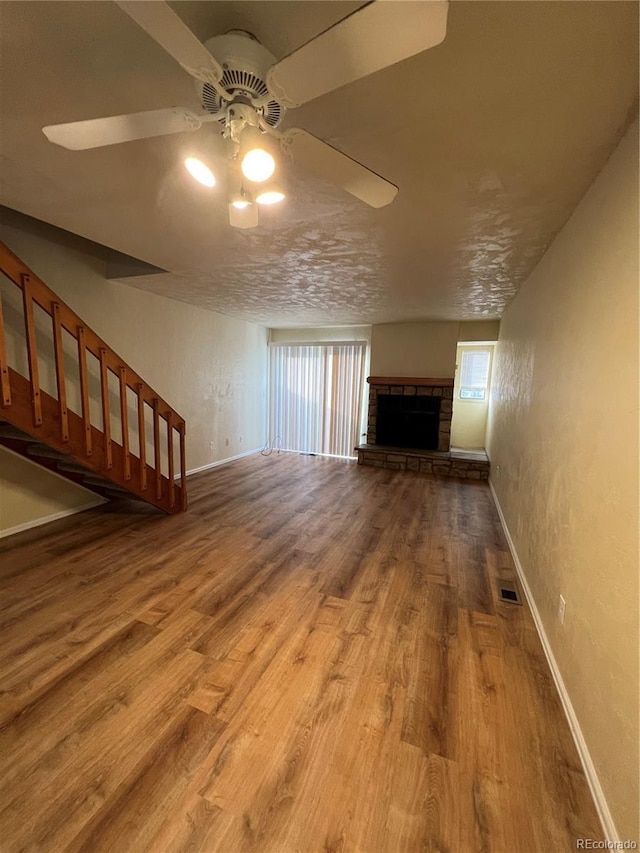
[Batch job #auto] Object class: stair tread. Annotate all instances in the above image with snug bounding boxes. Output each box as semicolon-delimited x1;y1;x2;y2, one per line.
82;476;129;492
104;490;146;502
0;425;31;440
58;464;132;496
57;461;91;474
81;474;114;485
26;444;69;460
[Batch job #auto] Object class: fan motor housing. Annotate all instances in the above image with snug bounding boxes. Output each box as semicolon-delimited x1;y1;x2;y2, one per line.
197;30;285;129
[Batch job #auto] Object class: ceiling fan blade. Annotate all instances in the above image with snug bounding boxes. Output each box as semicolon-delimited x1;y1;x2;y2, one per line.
114;1;223;85
282;128;397;209
267;0;448;108
229;203;259;229
43;107;211;150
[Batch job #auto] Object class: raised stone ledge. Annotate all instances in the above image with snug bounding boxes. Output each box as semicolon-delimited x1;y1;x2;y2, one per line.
355;444;490;481
367;376;454;387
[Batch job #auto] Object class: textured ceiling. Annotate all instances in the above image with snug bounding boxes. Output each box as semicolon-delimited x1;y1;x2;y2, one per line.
0;1;637;327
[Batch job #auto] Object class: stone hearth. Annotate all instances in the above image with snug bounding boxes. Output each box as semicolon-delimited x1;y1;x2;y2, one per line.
355;444;490;480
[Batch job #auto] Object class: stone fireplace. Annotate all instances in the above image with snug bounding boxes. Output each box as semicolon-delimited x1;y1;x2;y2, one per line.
356;376;489;481
366;376;453;451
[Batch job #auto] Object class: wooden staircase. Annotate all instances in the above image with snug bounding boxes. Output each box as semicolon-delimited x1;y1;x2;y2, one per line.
0;241;186;514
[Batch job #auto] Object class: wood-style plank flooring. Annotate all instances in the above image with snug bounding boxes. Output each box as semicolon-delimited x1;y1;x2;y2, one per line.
0;454;602;852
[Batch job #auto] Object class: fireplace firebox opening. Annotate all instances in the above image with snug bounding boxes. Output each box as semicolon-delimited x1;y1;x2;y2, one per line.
376;394;441;451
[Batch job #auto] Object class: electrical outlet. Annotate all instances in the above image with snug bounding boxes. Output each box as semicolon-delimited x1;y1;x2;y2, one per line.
209;441;215;451
239;435;243;444
225;438;229;447
558;595;566;624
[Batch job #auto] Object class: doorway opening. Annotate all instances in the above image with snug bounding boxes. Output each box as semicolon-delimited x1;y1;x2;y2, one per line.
450;342;496;452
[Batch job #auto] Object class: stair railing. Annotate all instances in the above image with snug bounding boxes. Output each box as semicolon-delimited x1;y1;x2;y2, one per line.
0;240;186;514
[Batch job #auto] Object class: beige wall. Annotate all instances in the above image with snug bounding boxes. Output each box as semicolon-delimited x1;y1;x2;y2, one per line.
487;120;639;838
0;209;268;536
451;344;495;450
457;320;500;342
370;320;499;379
0;447;106;535
370;322;459;377
269;326;371;344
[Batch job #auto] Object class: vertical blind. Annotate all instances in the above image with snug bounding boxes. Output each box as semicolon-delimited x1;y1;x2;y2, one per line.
269;343;367;458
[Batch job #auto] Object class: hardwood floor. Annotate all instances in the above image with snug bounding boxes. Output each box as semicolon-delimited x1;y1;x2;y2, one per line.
0;453;602;852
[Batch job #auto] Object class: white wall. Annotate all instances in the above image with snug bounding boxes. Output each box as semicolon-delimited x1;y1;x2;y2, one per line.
0;208;268;535
487;120;639;840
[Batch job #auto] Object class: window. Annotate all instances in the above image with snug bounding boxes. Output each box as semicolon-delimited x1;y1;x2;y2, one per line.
269;343;367;458
459;349;491;401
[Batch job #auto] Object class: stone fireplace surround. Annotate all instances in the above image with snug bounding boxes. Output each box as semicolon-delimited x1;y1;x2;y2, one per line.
355;376;490;481
366;376;453;451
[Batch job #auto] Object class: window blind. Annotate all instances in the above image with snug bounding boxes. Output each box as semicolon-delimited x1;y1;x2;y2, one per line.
460;350;491;389
269;343;367;458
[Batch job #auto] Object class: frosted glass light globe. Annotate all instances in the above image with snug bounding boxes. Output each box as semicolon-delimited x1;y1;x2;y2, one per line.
241;149;275;183
256;189;285;205
184;157;215;187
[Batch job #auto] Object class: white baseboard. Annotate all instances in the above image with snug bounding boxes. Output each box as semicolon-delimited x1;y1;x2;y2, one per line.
488;479;618;842
184;446;263;477
0;497;107;540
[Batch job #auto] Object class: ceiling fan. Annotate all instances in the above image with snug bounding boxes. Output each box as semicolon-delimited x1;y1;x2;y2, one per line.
42;0;449;229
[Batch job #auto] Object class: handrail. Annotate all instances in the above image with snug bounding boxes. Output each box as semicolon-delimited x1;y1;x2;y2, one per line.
0;240;187;513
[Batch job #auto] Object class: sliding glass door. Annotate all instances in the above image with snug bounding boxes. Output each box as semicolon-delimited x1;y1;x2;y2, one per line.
269;343;367;458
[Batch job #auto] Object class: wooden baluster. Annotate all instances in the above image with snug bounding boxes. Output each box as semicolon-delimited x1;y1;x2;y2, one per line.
99;348;112;470
179;422;187;511
137;384;147;491
0;294;11;408
166;411;175;509
51;303;69;442
119;367;131;481
77;327;92;456
153;398;162;501
21;274;42;427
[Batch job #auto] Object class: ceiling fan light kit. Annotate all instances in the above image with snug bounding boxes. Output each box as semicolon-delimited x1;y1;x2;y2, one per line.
43;0;450;228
